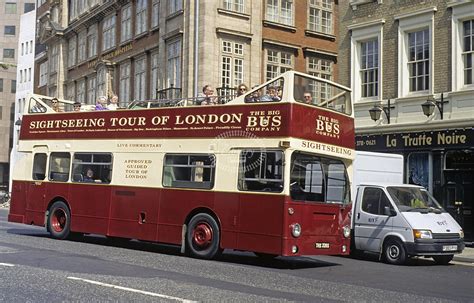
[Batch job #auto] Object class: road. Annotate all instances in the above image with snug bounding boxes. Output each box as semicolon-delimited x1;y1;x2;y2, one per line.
0;208;472;302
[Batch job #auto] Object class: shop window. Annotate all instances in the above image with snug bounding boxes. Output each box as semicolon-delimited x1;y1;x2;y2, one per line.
408;152;430;190
445;150;474;170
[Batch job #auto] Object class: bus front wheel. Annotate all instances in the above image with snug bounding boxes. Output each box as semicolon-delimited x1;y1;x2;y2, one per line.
186;213;221;260
47;201;71;240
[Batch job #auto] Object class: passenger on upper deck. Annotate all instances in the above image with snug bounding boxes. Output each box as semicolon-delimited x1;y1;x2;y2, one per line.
108;95;119;110
31;101;46;113
95;96;109;110
198;85;218;105
51;98;62;112
73;102;82;112
236;84;248;97
260;86;281;102
303;92;313;105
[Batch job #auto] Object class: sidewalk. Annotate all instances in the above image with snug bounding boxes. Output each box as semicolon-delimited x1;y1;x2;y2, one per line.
454;244;474;264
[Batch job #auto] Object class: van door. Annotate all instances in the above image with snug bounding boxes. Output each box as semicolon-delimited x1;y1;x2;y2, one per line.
354;187;394;252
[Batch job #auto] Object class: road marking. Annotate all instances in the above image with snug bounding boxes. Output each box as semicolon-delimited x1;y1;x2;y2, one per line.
452;261;474;267
67;277;197;302
0;263;14;267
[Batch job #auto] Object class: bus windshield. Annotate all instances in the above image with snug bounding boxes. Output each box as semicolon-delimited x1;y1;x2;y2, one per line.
290;152;350;204
387;186;444;213
293;74;352;116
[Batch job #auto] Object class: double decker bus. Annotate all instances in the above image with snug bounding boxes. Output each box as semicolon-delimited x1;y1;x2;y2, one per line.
9;71;354;259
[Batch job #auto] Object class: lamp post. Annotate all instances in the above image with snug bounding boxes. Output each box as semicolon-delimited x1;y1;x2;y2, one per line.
369;99;394;124
421;93;448;120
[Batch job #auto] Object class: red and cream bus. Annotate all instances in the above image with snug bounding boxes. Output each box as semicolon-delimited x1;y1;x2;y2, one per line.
9;71;354;259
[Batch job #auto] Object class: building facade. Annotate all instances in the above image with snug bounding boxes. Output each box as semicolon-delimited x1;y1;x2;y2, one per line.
0;0;35;190
339;0;474;241
34;0;339;106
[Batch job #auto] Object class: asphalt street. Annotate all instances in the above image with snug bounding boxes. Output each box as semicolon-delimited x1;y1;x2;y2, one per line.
1;208;473;302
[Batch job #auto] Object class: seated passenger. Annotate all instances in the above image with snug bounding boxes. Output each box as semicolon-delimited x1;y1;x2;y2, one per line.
51;98;62;112
303;92;313;105
198;85;218;105
260;86;281;102
31;101;46;113
83;168;96;183
95;96;109;110
237;84;248;97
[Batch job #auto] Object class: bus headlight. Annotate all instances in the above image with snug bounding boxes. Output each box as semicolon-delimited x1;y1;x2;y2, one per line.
413;229;432;239
459;229;464;239
343;225;351;238
291;223;301;238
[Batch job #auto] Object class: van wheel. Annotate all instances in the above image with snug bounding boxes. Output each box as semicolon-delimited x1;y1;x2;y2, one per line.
47;201;71;240
383;238;407;265
186;213;221;260
433;255;453;265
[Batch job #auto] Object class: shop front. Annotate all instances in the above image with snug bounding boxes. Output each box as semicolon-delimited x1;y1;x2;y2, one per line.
355;128;474;242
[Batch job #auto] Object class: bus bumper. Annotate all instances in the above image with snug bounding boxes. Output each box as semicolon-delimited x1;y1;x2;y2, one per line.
8;214;25;224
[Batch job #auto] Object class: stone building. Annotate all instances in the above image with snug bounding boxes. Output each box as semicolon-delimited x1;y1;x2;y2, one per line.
0;0;35;190
34;0;339;106
339;0;474;241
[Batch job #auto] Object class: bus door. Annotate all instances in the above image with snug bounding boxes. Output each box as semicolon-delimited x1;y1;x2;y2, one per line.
25;150;48;225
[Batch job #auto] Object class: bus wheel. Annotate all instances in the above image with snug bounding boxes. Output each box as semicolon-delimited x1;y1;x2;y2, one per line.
47;201;71;240
186;213;221;260
433;255;453;265
383;238;407;265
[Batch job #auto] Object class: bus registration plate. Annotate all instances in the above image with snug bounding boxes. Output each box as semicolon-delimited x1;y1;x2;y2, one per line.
315;242;330;249
442;245;457;251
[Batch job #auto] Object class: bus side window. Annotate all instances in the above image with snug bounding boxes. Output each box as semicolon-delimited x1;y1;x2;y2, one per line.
32;153;47;180
49;152;71;182
238;150;283;193
163;154;215;189
71;153;113;184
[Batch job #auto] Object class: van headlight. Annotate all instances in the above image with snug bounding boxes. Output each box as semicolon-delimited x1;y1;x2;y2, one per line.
343;225;351;238
413;229;432;239
459;229;464;239
291;223;301;238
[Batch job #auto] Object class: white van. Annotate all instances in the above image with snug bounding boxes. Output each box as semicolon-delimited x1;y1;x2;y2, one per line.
351;152;465;265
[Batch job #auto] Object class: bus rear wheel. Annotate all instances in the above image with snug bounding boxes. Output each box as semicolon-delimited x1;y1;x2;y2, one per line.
186;213;221;260
47;201;71;240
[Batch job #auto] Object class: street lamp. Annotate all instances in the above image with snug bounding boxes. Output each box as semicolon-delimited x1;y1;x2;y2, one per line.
421;93;448;120
369;99;395;124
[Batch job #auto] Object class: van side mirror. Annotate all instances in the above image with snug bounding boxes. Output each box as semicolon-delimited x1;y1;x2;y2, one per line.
384;206;396;217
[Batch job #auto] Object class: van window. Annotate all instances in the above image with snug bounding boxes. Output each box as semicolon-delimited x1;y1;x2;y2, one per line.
49;152;71;182
361;187;392;215
238;150;283;192
32;153;47;180
72;153;113;183
163;154;215;189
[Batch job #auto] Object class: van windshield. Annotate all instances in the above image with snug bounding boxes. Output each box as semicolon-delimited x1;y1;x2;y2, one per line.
387;187;444;213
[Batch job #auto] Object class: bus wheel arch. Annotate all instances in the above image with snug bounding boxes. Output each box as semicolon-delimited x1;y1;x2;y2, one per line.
184;209;222;260
46;199;71;240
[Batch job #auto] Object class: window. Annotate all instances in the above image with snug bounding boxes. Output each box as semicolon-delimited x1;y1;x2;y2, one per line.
103;15;116;51
5;3;17;14
97;66;107;98
150;52;159;98
78;30;87;62
67;82;75;102
308;0;333;34
30;40;33;53
87;76;96;104
220;40;244;88
266;0;293;26
290;152;350;204
0;79;3;92
28;68;32;82
168;0;182;15
72;153;113;184
11;80;16;93
407;152;431;190
463;20;473;85
3;48;15;59
32;153;47;180
360;40;378;98
50;44;58;74
408;29;430;92
307;57;332;102
361;187;392;215
238;150;283;192
397;10;434;97
24;3;35;13
152;0;160;28
87;24;98;58
49;153;71;182
121;5;132;42
266;49;292;81
21;43;24;56
223;0;244;13
167;39;182;88
136;0;148;36
119;62;130;106
20;70;23;83
68;36;77;67
77;79;85;103
134;56;146;100
39;62;48;87
163;154;215;189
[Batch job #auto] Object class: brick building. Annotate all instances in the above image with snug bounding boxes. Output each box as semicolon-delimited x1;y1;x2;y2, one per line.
339;0;474;241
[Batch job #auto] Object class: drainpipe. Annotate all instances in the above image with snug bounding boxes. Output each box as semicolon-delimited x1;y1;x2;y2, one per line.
193;0;199;97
